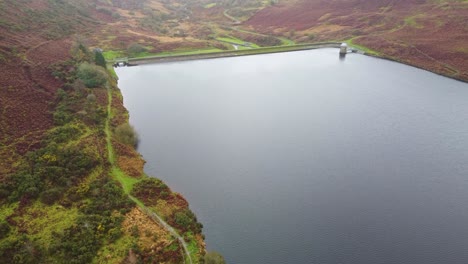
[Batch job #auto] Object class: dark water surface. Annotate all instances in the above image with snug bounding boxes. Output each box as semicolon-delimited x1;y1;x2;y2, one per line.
116;49;468;264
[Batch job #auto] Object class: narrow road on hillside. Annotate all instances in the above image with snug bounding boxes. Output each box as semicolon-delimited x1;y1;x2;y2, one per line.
105;84;193;264
223;9;241;24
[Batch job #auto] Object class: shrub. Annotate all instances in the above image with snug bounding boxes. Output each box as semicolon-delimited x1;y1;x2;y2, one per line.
0;221;10;239
131;178;169;206
77;62;107;88
8;173;43;201
171;209;202;233
86;93;96;102
71;41;92;63
127;43;147;55
114;123;139;148
112;12;121;19
50;218;100;264
94;51;106;68
0;235;43;264
40;188;63;205
204;251;226;264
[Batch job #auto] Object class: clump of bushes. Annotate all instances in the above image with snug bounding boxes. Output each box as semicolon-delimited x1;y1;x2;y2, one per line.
0;235;43;264
172;209;203;234
204;251;226;264
0;220;11;239
114;123;139;148
131;178;170;206
127;43;147;56
76;62;107;88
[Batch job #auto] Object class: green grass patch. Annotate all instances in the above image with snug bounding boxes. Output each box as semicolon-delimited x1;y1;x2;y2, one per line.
107;65;118;79
204;3;217;8
128;42;342;64
24;202;79;248
217;36;260;48
217;37;247;45
112;167;140;194
103;50;125;61
184;232;203;264
0;202;18;221
93;235;136;264
133;48;223;59
279;37;295;46
131;51;156;58
347;39;381;56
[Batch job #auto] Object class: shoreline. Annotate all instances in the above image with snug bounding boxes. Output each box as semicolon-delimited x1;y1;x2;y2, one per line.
126;42;341;65
117;43;467;83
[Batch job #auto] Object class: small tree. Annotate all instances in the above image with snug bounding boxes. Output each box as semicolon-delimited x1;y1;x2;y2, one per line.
204;251;226;264
77;62;107;88
94;51;106;68
86;93;96;102
114;123;139;148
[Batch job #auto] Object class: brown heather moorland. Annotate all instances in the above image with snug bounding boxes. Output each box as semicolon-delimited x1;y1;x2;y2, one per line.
0;0;466;263
246;0;468;81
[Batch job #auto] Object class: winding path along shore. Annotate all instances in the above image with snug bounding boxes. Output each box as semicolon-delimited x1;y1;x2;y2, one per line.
105;84;194;264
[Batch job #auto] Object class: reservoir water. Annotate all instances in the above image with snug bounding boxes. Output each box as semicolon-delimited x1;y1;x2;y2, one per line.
115;49;468;264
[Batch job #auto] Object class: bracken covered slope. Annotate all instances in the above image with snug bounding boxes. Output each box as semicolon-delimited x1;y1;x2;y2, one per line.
0;1;205;263
246;0;468;81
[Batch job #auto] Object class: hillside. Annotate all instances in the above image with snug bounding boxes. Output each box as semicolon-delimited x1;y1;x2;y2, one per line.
245;0;468;81
0;0;205;263
0;0;466;263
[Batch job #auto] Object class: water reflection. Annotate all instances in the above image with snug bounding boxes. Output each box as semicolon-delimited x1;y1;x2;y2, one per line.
116;49;468;264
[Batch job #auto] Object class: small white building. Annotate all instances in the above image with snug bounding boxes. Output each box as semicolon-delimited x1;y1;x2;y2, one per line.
340;43;348;54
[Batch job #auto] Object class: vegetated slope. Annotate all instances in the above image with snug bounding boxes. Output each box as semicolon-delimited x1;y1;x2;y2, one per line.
246;0;468;81
0;0;205;263
0;0;103;175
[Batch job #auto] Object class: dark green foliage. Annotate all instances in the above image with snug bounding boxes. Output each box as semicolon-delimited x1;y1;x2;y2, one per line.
0;220;10;239
114;123;139;148
0;235;44;264
174;211;192;227
94;51;106;68
54;81;107;127
8;173;43;202
45;123;83;144
6;141;99;204
53;89;75;126
84;106;107;126
49;178;134;262
53;104;74;125
107;227;123;242
49;217;100;264
172;209;203;234
204;251;226;264
40;188;64;205
77;62;107;88
81;178;134;216
131;178;169;206
257;35;282;46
